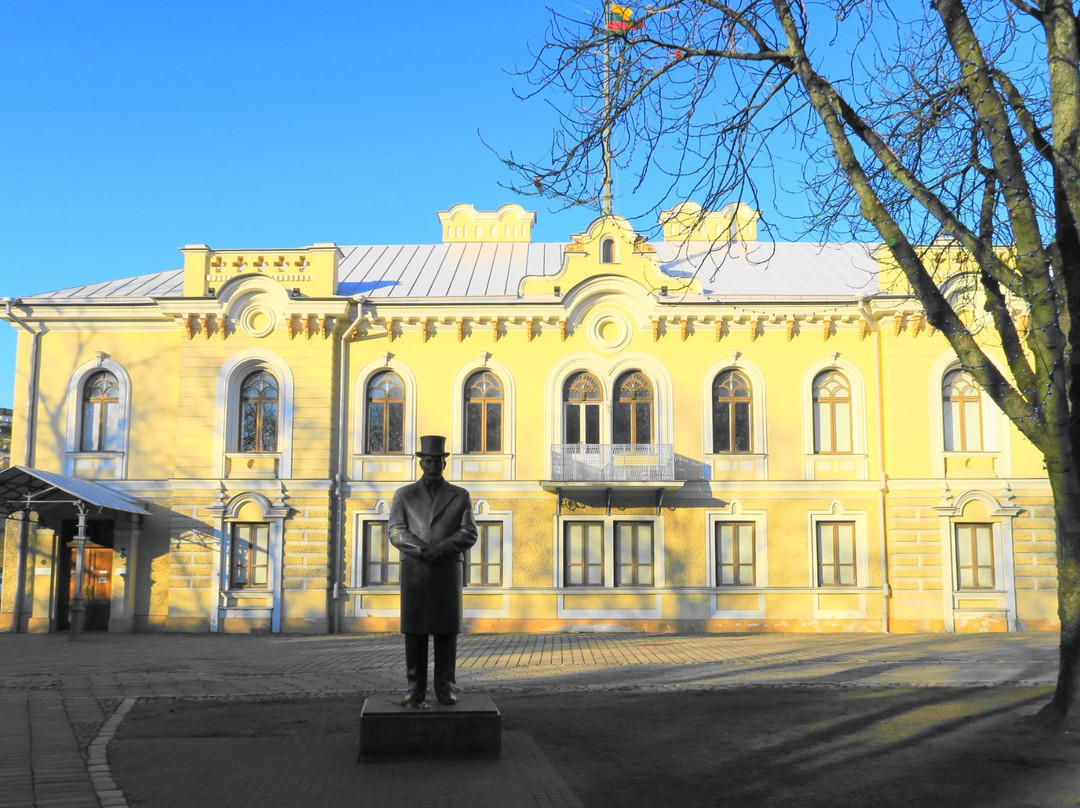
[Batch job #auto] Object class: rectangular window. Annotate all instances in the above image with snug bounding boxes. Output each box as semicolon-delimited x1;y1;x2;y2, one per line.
230;522;270;589
716;522;755;585
817;522;856;586
615;522;653;586
956;523;994;589
564;521;604;586
466;522;503;586
363;521;399;586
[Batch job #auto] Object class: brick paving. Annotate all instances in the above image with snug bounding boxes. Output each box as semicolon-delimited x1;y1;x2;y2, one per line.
0;630;1061;807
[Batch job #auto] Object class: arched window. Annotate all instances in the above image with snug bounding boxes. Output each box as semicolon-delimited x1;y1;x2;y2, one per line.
943;369;983;451
613;371;653;444
80;371;121;452
712;370;752;453
366;371;405;453
464;371;503;453
239;370;278;453
563;372;602;445
812;370;852;454
600;238;615;263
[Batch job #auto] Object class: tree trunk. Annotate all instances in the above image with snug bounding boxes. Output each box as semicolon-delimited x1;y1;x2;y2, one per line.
1040;466;1080;722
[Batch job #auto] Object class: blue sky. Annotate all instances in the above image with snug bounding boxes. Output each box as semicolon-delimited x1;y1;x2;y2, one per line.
0;1;821;410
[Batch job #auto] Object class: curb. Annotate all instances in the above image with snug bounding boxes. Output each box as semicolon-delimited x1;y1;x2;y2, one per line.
87;697;136;808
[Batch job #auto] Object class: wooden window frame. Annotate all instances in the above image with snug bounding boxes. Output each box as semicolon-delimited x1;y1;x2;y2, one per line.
943;369;984;452
80;370;120;452
466;521;503;587
362;519;399;586
715;521;756;586
817;521;857;587
712;370;752;454
613;370;654;445
563;371;603;445
238;370;279;454
614;521;654;587
230;522;270;590
812;370;853;455
955;522;995;590
564;521;605;587
464;371;504;454
365;371;406;454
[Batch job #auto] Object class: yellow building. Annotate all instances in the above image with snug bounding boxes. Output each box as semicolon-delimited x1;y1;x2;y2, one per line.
0;203;1059;635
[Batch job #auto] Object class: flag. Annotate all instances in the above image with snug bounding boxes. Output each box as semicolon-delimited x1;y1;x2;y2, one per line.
607;3;644;31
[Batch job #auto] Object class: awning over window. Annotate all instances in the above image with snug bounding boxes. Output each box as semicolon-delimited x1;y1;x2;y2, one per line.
0;465;151;517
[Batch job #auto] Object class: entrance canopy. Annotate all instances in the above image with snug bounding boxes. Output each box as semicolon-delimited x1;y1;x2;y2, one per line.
0;465;151;517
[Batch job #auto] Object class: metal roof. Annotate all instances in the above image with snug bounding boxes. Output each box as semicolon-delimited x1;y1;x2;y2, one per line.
0;466;151;517
22;241;878;302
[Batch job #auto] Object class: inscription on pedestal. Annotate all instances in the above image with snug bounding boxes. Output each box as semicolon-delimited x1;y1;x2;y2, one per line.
359;693;501;761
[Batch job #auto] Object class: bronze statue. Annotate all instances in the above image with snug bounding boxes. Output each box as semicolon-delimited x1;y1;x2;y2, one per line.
389;435;478;706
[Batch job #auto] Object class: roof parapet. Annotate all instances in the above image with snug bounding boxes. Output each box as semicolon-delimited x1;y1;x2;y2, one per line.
437;203;536;244
659;201;760;243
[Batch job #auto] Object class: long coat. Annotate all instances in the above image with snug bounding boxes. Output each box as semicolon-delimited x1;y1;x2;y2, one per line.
388;479;478;635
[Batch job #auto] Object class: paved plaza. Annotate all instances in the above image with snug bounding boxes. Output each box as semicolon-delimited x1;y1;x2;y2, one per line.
0;630;1063;807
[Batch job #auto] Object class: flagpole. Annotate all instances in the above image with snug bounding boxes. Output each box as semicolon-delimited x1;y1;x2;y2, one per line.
600;1;614;216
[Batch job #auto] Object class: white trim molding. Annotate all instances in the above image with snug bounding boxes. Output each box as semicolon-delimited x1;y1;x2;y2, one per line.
213;349;295;479
64;356;133;479
801;354;870;480
933;487;1021;632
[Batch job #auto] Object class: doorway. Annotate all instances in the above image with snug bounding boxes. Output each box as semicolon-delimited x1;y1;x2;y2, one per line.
55;519;114;631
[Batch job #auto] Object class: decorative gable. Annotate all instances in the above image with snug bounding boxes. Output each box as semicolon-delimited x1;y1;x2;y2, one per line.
519;214;702;299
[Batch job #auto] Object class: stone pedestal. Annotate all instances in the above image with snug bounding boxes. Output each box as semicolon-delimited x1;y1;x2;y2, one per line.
359;693;501;762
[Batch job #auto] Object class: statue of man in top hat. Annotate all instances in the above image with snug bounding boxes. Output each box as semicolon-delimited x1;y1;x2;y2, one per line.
388;435;478;706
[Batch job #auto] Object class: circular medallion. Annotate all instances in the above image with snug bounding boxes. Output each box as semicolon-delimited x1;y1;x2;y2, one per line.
239;304;278;338
586;310;632;352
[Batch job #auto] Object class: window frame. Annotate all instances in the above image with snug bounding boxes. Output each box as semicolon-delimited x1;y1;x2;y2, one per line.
614;521;655;587
563;520;606;587
712;369;753;454
563;371;603;445
229;522;271;591
955;522;995;590
79;370;122;452
816;521;858;587
364;370;406;455
213;351;295;479
557;515;665;590
65;358;132;479
463;370;504;454
238;370;279;454
812;370;853;455
613;370;654;445
466;520;505;587
715;521;757;586
361;518;400;587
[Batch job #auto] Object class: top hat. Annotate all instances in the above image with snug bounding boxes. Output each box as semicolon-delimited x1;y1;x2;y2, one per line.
416;435;450;457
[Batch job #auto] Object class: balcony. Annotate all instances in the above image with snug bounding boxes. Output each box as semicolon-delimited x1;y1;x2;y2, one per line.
550;443;675;482
546;444;679;514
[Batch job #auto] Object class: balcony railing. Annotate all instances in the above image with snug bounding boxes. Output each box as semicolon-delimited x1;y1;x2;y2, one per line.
551;443;675;482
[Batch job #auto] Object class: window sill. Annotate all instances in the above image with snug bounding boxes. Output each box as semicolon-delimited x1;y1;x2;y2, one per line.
804;453;868;480
352;454;414;481
452;453;513;481
66;452;124;480
943;452;1000;477
705;452;765;480
225;452;280;479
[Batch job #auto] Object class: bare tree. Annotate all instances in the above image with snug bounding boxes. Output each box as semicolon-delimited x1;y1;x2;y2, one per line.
507;0;1080;721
